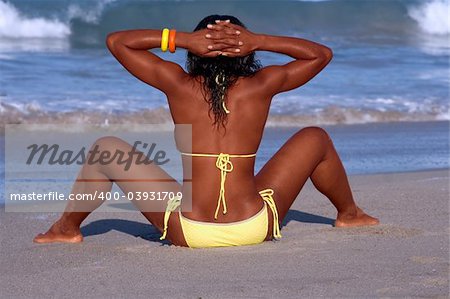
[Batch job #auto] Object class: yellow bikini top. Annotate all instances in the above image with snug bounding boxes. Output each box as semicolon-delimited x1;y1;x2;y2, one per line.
180;152;256;219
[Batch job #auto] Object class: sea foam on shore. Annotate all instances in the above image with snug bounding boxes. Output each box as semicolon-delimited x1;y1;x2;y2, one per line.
0;102;448;129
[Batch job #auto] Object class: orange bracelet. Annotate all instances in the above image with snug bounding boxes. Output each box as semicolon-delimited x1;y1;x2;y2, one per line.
168;29;176;53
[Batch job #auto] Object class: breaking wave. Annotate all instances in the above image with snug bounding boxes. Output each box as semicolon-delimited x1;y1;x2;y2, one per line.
408;0;450;35
0;1;70;39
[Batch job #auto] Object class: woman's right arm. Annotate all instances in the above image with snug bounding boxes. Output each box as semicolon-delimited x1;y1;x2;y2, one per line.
206;21;333;96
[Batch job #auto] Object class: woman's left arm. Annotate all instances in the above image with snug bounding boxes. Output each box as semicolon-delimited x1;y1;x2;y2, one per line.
106;29;191;96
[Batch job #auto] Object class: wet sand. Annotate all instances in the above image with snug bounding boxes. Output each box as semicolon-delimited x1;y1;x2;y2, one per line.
0;169;448;298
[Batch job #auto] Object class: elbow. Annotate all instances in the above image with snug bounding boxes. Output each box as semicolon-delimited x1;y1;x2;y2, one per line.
106;32;122;50
321;46;333;63
313;46;333;66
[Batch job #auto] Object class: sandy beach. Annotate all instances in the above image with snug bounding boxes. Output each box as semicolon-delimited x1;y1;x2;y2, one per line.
1;169;448;298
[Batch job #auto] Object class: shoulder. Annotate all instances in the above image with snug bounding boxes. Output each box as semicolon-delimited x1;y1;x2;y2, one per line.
236;68;282;99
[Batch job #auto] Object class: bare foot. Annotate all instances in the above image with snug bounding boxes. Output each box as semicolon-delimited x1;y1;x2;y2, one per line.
334;206;379;228
33;219;83;244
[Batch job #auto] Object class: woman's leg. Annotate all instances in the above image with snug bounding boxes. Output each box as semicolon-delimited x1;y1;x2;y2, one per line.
33;136;188;246
255;126;379;234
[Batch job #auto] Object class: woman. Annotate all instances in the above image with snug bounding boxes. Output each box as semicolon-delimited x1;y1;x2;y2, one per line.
34;15;378;248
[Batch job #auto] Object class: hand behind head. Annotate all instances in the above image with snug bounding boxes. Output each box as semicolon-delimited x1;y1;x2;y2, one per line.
189;20;255;58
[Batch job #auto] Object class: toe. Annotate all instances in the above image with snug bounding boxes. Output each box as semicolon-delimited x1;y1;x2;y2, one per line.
33;233;47;243
371;217;380;225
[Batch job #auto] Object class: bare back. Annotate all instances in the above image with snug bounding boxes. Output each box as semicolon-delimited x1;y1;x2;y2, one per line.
169;74;272;222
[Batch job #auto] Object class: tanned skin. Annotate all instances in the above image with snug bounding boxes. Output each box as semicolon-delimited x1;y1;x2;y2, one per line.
34;20;378;246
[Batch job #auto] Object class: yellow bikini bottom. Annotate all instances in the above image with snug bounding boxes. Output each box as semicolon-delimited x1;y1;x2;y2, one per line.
160;189;282;248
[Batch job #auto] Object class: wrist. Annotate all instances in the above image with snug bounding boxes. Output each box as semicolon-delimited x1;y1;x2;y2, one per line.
175;31;190;50
252;33;267;51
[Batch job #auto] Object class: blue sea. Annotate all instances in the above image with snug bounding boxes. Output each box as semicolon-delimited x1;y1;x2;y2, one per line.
0;0;449;203
0;0;449;122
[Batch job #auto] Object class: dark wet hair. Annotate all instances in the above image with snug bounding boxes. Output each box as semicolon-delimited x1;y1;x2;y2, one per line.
186;15;262;128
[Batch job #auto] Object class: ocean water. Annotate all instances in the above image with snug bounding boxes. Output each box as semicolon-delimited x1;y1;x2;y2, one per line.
258;121;449;175
0;0;449;124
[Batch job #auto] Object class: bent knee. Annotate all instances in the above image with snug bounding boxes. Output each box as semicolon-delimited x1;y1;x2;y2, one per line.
92;136;125;151
94;135;123;146
298;126;332;147
87;136;127;164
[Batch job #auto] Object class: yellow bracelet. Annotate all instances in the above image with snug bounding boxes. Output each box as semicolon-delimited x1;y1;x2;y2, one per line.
161;28;170;52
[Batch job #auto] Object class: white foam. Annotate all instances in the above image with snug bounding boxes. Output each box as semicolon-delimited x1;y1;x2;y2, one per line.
436;112;450;120
371;98;396;105
67;0;117;24
0;99;42;114
0;0;115;51
408;0;450;35
0;1;70;39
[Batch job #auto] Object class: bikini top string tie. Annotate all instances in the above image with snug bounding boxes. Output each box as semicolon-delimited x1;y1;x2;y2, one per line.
214;153;233;219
